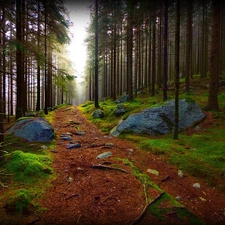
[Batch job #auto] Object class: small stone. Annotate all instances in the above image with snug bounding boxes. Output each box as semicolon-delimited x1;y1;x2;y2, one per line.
60;136;72;141
51;149;57;153
94;196;100;200
176;196;182;201
105;143;114;148
104;136;108;138
76;167;83;171
41;145;48;149
75;131;85;136
92;109;104;118
66;143;81;149
193;183;201;189
61;132;72;136
178;170;183;178
147;169;159;176
195;125;200;131
95;137;98;140
199;197;207;202
96;151;112;159
67;176;73;182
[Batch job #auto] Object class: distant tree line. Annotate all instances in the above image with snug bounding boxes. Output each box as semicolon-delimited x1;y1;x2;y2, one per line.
85;0;224;113
0;0;73;156
0;0;73;118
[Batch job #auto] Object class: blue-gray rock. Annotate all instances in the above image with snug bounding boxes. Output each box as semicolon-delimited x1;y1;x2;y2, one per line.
92;109;104;118
7;117;54;142
75;131;85;136
60;135;72;141
66;143;81;149
114;104;126;117
115;94;128;103
111;99;205;137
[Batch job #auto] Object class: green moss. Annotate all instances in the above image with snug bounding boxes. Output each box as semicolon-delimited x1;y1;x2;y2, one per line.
16;117;34;122
79;77;225;193
119;158;162;191
3;188;42;214
6;150;53;184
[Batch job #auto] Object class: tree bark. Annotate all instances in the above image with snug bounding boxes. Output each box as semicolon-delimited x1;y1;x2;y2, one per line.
174;0;180;140
207;0;221;111
0;14;4;156
94;0;99;108
163;0;168;101
127;1;134;101
185;0;192;92
151;15;156;96
36;1;41;111
16;0;24;119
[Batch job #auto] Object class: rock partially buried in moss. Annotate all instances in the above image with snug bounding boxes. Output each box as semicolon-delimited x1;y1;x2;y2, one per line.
92;109;104;118
7;117;54;142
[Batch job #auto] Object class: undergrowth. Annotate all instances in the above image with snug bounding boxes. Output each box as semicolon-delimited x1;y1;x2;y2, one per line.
80;75;225;192
0;111;56;223
118;158;205;224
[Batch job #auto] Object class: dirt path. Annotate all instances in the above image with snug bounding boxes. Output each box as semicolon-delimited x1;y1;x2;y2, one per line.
38;106;225;225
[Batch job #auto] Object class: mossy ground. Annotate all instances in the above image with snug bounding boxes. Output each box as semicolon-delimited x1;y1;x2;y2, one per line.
0;112;56;224
79;75;225;193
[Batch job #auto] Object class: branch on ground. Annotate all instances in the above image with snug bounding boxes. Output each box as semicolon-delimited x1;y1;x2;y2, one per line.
91;164;129;174
132;192;165;225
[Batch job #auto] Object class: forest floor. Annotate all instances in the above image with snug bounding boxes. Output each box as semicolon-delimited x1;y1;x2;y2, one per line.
36;106;225;225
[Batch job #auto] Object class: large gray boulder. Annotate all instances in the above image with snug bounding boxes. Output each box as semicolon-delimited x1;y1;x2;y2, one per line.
7;117;54;142
110;99;205;137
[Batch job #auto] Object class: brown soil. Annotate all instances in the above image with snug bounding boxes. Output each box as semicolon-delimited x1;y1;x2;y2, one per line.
37;106;225;225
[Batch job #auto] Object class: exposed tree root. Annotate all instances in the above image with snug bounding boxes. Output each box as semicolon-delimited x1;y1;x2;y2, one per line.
65;193;79;200
91;164;129;173
132;192;165;225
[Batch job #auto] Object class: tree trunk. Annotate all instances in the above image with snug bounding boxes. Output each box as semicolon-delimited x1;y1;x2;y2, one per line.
0;17;4;156
185;0;192;92
157;12;162;88
127;2;134;101
36;1;41;111
151;15;156;96
163;0;168;101
174;0;180;140
94;0;99;108
44;1;48;115
207;0;221;111
16;0;24;119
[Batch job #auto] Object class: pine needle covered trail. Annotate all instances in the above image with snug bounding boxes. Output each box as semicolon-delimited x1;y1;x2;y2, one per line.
38;106;225;225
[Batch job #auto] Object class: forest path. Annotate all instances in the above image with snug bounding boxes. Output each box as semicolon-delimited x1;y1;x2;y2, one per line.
38;106;225;225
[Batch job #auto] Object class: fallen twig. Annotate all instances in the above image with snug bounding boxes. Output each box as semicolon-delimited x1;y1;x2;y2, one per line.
87;144;104;148
0;181;8;188
165;211;178;216
102;194;118;203
91;164;129;174
132;192;165;225
0;172;13;176
161;175;170;182
65;193;79;200
77;214;82;224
